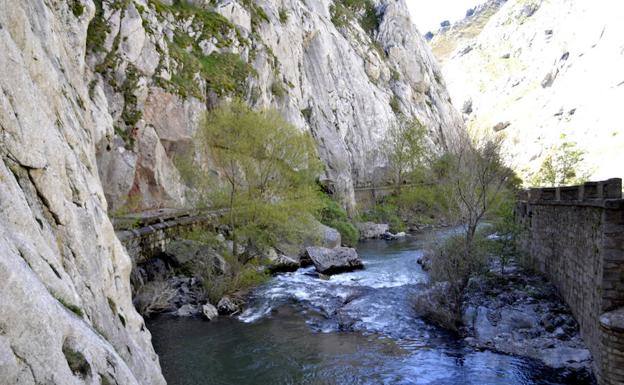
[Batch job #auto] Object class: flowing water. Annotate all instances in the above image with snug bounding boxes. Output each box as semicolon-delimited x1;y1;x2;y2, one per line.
149;231;584;385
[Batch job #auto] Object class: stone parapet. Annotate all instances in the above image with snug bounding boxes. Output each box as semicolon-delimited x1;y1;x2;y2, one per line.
516;179;624;384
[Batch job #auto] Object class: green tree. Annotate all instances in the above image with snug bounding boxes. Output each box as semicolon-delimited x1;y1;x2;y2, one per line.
192;101;324;259
384;117;428;192
424;133;518;325
531;139;589;187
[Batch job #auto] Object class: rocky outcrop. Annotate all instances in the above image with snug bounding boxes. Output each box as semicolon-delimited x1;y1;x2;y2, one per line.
0;1;165;384
429;0;624;182
304;246;364;275
356;222;390;239
87;0;463;212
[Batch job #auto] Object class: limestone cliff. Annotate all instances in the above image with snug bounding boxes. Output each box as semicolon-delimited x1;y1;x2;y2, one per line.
430;0;624;182
0;1;164;384
88;0;463;212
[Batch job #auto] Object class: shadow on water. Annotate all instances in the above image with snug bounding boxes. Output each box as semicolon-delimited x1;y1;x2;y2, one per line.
148;231;590;385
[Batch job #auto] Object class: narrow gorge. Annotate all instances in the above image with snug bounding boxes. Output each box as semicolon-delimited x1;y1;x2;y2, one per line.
0;1;622;385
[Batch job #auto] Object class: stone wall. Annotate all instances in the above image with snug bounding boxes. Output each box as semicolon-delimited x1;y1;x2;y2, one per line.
516;179;624;384
115;209;223;263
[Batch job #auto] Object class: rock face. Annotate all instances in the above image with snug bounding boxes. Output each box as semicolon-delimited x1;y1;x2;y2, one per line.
87;0;463;212
0;1;165;384
304;247;364;275
429;0;624;182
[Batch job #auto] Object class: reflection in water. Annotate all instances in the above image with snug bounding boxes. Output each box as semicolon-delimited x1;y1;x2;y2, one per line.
149;232;588;385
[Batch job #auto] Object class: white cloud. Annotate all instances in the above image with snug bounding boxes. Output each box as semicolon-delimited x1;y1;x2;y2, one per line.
405;0;487;34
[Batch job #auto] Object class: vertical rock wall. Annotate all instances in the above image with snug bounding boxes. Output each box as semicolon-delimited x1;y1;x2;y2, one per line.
0;1;165;383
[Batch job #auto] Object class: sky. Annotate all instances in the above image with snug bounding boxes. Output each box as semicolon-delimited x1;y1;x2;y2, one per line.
405;0;486;33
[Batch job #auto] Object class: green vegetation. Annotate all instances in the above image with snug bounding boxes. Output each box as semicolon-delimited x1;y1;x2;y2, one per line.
279;8;289;24
384;117;428;192
86;0;109;53
55;296;84;318
330;0;380;35
183;101;324;258
317;195;360;246
240;0;269;30
530;138;590;187
271;81;286;98
62;343;91;378
199;251;270;304
389;94;401;114
69;0;85;17
121;64;142;129
411;133;520;330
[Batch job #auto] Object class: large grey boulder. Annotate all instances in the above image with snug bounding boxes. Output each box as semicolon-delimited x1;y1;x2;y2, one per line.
266;252;300;273
202;303;219;321
304;247;364;275
356;222;390;239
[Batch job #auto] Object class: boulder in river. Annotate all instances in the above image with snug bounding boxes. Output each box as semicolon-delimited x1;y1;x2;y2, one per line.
217;297;239;315
304;247;364;275
267;252;300;273
202;303;219;321
356;222;390;239
176;304;200;317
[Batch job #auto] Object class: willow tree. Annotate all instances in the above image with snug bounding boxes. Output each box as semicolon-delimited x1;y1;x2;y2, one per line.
384;117;428;192
195;101;323;258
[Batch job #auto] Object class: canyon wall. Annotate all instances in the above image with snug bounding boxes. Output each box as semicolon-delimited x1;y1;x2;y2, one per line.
88;0;463;212
430;0;624;183
0;1;165;383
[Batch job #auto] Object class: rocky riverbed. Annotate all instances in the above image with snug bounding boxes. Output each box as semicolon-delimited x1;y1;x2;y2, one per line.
131;222;365;320
461;263;593;380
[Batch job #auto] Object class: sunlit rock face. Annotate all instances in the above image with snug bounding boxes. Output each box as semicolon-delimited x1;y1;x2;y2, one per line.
430;0;624;182
0;1;165;384
88;0;463;212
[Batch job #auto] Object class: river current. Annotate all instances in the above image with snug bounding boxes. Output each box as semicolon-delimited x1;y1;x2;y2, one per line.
148;231;583;385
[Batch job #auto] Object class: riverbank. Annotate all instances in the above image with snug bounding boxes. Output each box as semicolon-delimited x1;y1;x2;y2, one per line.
131;220;366;319
148;235;589;385
414;256;594;382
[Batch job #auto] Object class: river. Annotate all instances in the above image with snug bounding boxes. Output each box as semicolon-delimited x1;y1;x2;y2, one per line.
148;231;584;385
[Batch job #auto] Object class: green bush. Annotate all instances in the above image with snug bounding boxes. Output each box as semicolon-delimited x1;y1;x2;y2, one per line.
317;195;360;246
70;0;85;17
330;221;360;247
330;0;380;35
279;8;289;23
359;202;406;233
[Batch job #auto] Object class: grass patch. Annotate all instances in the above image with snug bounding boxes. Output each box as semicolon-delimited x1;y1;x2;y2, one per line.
86;0;109;53
63;343;91;378
55;296;84;318
389;94;401;114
